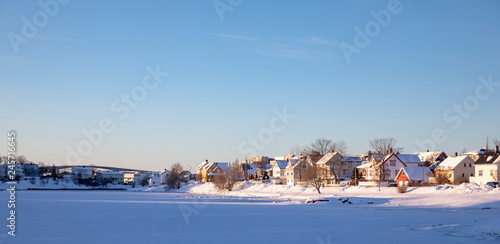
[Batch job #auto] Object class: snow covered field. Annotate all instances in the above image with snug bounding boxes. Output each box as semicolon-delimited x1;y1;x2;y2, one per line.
0;182;499;243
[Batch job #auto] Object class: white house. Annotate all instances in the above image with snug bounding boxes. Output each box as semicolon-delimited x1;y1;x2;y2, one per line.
285;157;311;186
359;152;421;182
71;166;93;179
149;171;161;187
160;170;170;185
470;147;500;184
272;160;288;179
95;171;124;185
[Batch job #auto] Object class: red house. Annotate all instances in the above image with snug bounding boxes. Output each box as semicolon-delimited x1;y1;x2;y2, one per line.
395;167;433;186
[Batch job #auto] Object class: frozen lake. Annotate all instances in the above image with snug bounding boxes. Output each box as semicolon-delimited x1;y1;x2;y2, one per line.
0;190;499;243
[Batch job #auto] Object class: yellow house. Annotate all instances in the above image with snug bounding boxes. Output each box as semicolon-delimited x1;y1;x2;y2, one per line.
200;162;228;182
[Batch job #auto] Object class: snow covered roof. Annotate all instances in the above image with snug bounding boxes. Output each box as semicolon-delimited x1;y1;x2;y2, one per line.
215;162;229;171
288;158;299;165
72;166;93;171
395;167;433;182
415;151;446;162
357;162;372;169
273;156;285;161
197;161;210;170
316;152;342;165
274;160;288;169
393;153;421;164
342;156;362;162
435;156;472;170
474;152;500;165
97;171;124;175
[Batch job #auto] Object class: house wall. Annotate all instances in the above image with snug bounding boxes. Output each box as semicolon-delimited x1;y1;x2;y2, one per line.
397;173;409;186
451;157;475;184
272;164;284;179
471;164;499;184
366;155;406;181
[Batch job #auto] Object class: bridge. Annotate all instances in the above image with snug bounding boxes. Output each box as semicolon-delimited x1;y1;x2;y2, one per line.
40;165;154;173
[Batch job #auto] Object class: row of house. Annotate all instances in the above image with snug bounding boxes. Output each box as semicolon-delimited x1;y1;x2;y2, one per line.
196;145;500;187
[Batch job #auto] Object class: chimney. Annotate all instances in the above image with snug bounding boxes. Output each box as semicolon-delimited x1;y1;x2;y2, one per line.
496;145;499;153
455;152;458;157
389;148;393;154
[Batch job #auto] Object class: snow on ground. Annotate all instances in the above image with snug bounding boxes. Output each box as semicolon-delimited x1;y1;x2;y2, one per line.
0;182;498;243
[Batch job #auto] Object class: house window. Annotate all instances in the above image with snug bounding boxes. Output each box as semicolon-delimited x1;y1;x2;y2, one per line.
348;162;352;167
478;170;483;176
384;170;391;177
343;169;347;175
471;173;473;177
395;170;398;176
390;160;396;167
462;173;465;177
448;173;452;178
491;170;494;176
469;163;472;167
464;163;466;167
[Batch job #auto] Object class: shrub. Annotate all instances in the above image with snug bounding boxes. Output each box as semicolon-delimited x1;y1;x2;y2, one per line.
397;185;408;193
434;173;449;185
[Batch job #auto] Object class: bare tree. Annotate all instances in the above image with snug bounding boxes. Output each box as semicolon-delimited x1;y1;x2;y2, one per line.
310;138;333;156
304;165;324;194
17;155;27;164
290;145;308;156
434;172;449;185
331;141;348;156
461;147;467;155
369;138;403;154
171;162;183;174
214;163;242;191
167;163;183;189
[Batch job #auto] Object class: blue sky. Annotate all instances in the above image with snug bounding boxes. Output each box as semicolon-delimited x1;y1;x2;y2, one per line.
1;0;499;171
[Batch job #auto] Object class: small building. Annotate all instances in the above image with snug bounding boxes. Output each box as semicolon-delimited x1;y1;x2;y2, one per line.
395;167;433;186
160;170;170;185
95;171;124;185
470;146;500;184
432;155;475;184
149;171;161;187
71;166;93;179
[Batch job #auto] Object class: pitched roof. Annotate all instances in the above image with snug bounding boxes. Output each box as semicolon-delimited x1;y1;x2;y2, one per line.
474;152;500;165
395;167;433;181
215;162;229;171
415;151;447;162
342;156;362;162
316;152;342;165
435;155;472;170
394;153;421;164
274;160;288;169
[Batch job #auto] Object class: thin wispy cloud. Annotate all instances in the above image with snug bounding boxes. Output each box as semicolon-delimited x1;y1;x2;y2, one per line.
218;33;261;41
301;36;338;47
252;47;331;61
